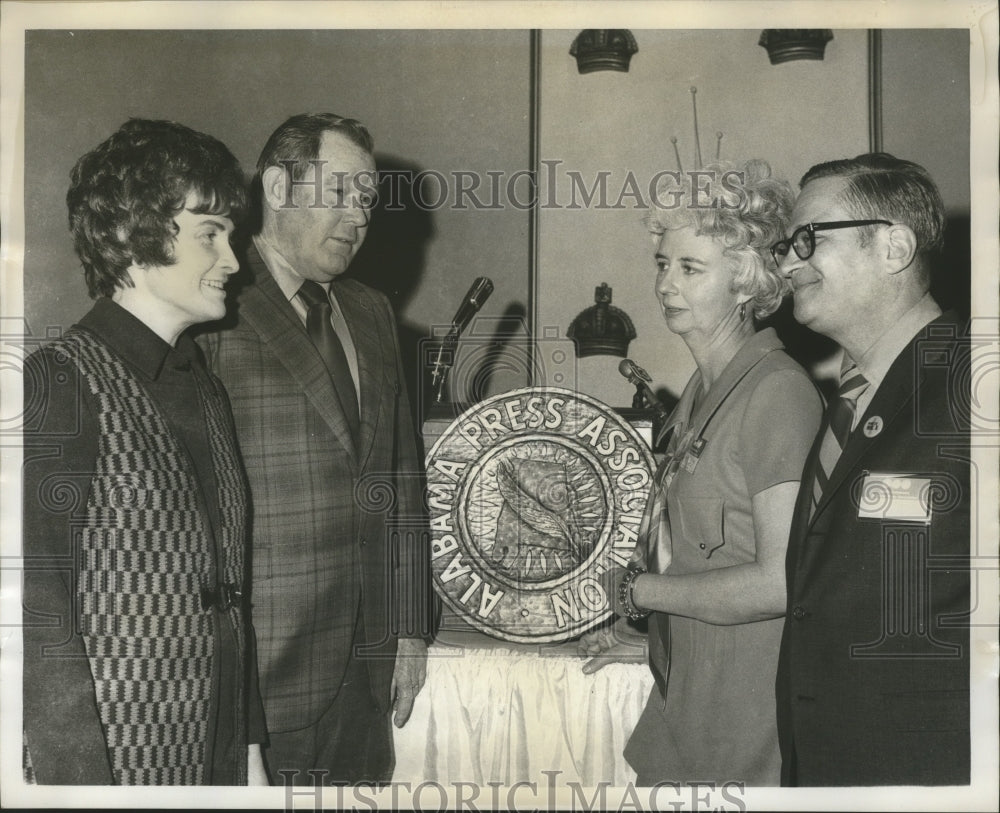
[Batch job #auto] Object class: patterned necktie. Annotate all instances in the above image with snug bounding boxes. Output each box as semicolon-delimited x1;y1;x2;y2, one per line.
811;361;869;514
297;280;360;446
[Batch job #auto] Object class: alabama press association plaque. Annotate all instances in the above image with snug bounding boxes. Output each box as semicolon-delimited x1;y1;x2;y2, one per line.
425;388;655;643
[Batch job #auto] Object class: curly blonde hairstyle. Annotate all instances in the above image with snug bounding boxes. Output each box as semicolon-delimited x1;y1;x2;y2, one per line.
646;159;793;319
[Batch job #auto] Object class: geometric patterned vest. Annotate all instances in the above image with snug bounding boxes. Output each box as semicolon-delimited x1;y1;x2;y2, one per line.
56;327;249;785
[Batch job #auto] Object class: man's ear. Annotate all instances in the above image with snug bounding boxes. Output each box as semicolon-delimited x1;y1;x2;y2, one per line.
261;165;289;211
884;223;917;274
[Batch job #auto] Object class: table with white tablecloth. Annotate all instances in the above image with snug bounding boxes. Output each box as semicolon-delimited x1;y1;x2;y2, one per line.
392;629;654;787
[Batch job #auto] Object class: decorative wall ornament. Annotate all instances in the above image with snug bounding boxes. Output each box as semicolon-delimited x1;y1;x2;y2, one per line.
570;29;638;74
567;283;636;358
670;86;724;173
758;29;834;64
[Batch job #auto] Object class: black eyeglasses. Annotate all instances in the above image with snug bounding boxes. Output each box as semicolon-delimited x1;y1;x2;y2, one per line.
770;220;893;265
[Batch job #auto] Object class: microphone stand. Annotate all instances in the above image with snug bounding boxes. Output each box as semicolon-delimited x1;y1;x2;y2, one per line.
431;325;462;404
618;359;668;421
430;277;494;404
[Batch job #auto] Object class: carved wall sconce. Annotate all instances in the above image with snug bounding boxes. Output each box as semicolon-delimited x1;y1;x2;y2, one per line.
570;30;638;74
758;29;834;64
567;283;636;358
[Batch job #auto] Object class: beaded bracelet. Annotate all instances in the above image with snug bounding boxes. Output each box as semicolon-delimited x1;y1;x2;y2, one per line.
617;566;651;620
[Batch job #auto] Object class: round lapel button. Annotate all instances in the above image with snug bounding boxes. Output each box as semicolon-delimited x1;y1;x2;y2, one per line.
863;415;884;438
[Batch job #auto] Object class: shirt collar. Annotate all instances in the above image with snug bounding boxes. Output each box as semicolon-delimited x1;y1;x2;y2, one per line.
657;327;784;446
254;234;329;302
78;298;196;380
848;292;942;389
686;327;784;407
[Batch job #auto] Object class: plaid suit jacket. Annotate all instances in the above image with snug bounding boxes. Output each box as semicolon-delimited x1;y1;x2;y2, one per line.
199;244;430;734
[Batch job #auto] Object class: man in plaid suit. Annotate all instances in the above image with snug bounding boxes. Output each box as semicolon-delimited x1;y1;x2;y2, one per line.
199;113;432;784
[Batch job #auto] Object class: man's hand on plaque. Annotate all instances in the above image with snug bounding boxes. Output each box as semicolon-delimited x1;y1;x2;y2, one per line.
391;637;428;728
579;617;647;675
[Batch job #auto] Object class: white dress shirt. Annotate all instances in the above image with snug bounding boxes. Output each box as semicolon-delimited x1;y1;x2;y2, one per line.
253;235;361;408
846;292;942;429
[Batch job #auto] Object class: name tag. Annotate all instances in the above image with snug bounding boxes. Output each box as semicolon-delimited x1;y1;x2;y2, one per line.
857;472;932;523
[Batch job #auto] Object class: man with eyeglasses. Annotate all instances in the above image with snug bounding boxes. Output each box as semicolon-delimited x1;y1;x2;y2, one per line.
198;114;432;785
771;153;970;786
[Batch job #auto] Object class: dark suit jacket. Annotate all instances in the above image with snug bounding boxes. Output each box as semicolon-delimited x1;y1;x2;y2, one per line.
776;313;970;785
199;244;431;734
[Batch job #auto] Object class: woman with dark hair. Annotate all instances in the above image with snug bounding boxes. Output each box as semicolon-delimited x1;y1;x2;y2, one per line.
582;160;823;785
22;119;267;785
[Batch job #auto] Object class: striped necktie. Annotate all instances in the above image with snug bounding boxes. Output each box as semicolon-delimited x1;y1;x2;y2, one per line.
297;280;360;447
811;361;869;514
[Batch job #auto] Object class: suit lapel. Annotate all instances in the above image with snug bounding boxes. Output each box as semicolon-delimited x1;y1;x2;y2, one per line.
791;414;826;543
809;333;921;524
333;281;385;470
240;244;360;468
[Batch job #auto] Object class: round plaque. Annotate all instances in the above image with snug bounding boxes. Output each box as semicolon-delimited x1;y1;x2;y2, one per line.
425;387;655;643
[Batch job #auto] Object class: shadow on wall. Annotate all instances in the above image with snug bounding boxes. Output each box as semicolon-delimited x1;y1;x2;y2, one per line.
765;297;840;396
932;215;971;323
452;302;530;405
347;155;436;436
414;303;533;433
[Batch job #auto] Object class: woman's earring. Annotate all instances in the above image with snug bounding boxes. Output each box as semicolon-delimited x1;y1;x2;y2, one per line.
739;301;747;322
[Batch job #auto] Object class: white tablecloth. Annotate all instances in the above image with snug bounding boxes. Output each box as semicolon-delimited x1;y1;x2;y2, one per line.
393;630;654;787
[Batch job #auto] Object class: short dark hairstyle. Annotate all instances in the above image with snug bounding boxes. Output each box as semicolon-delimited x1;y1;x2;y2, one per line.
800;153;945;264
67;118;247;298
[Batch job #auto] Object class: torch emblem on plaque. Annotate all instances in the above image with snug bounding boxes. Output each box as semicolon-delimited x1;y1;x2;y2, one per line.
494;457;586;577
426;387;654;643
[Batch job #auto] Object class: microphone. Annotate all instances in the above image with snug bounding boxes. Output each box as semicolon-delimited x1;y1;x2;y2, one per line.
431;277;494;403
449;277;494;336
618;358;670;421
